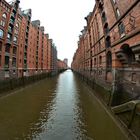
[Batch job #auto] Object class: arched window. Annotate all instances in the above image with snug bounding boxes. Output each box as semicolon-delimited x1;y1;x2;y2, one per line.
90;59;93;71
105;36;111;48
116;8;121;18
94;58;96;66
104;23;109;35
121;44;135;64
107;51;112;69
99;56;102;65
2;13;7;19
0;29;4;38
102;12;107;23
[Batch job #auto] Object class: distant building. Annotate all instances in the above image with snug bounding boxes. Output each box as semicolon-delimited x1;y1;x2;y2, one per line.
51;41;57;74
57;59;67;71
63;58;68;68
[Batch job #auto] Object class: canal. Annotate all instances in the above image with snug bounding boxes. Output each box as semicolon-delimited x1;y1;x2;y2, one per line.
0;70;129;140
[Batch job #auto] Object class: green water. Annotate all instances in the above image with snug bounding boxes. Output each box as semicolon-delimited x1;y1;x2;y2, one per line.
0;70;128;140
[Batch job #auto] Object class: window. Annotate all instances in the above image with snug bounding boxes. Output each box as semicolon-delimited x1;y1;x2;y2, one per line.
116;8;120;18
0;29;4;38
94;58;96;66
13;47;17;55
5;44;10;53
0;55;1;66
16;23;19;28
2;13;7;19
99;56;102;65
121;44;135;64
0;20;5;27
0;41;2;52
105;36;111;48
104;23;109;35
7;33;12;40
132;73;136;83
112;0;116;4
118;22;125;37
102;12;107;23
14;29;18;35
12;57;16;67
106;51;112;69
13;36;17;42
5;56;9;65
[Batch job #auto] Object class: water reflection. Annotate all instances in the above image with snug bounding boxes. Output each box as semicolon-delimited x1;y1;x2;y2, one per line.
33;70;89;140
0;70;128;140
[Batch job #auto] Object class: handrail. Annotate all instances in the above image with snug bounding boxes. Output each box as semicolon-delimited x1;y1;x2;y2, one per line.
112;100;140;114
112;100;140;128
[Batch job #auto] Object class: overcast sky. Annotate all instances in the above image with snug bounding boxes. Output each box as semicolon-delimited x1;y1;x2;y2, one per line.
7;0;95;66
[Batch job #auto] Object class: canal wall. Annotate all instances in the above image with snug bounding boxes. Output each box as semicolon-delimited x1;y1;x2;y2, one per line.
0;69;67;96
75;69;140;106
74;71;140;140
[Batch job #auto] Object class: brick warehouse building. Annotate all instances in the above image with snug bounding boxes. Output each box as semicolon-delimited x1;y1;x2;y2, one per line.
57;59;68;71
71;0;140;105
0;0;57;79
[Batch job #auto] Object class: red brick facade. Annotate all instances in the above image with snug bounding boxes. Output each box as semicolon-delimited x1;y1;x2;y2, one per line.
0;0;58;79
57;59;67;71
72;0;140;103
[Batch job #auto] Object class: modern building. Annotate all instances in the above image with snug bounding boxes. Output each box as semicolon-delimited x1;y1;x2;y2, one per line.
72;0;140;104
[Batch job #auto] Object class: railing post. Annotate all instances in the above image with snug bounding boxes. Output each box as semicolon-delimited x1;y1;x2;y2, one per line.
128;104;137;129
